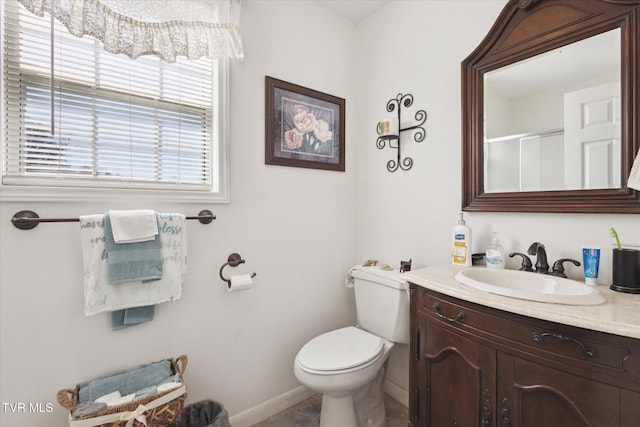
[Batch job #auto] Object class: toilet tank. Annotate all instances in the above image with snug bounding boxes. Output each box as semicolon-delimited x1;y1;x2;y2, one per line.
349;265;410;344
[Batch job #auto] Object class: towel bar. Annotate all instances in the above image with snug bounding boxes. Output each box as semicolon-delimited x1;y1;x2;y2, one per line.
11;209;216;230
219;253;257;288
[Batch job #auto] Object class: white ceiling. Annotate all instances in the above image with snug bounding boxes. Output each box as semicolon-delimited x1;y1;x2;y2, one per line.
315;1;619;101
314;0;392;23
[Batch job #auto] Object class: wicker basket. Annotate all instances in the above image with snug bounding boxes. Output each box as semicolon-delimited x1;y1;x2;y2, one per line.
57;355;188;427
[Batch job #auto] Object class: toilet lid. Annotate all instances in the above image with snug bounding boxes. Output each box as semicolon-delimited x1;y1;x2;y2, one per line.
297;327;384;372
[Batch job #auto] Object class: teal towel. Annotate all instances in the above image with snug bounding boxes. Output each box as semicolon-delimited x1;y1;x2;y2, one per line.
104;214;163;284
78;360;173;403
134;385;158;399
111;305;155;331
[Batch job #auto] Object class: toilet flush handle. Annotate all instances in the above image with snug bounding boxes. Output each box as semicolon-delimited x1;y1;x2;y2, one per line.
345;269;355;288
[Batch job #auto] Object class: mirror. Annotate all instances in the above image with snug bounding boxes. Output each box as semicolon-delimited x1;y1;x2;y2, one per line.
462;0;640;213
484;29;621;193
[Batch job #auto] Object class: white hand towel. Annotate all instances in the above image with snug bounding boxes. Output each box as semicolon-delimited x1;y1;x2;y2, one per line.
80;213;187;316
95;391;121;405
109;393;136;406
95;391;136;407
108;209;158;243
628;149;640;191
157;382;182;393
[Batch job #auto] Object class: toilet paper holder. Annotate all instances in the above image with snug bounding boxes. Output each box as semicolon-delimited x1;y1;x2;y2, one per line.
219;253;257;288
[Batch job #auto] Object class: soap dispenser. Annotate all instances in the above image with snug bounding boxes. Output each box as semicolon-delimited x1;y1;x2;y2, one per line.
486;232;505;269
452;213;472;266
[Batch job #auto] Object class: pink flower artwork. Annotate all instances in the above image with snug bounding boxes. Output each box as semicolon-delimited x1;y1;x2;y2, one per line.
266;76;344;171
284;129;304;150
282;102;334;157
293;106;316;133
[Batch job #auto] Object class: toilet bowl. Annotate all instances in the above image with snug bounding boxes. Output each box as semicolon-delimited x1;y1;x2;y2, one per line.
294;326;394;427
293;265;410;427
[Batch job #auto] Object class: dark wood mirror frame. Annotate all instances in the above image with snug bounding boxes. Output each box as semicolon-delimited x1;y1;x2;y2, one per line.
462;0;640;213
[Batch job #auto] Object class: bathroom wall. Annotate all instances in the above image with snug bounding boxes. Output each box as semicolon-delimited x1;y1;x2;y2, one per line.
0;1;359;426
1;1;639;426
354;0;640;395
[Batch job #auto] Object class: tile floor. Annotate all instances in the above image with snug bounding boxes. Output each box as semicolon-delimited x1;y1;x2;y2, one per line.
250;393;408;427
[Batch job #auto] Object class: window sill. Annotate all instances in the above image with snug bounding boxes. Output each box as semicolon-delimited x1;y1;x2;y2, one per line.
0;185;230;204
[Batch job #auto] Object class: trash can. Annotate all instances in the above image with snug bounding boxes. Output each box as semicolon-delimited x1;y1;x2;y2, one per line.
168;400;231;427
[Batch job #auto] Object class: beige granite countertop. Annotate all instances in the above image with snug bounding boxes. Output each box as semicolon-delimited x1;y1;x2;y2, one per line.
401;264;640;340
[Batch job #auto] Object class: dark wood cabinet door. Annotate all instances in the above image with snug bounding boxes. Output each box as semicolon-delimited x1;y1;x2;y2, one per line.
417;315;495;427
498;352;620;427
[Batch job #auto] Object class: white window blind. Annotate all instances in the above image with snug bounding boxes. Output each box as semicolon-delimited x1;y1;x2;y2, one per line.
2;0;222;194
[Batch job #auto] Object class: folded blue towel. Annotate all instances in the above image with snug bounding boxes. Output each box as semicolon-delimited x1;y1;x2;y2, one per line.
134;385;158;399
78;360;173;403
133;374;179;399
104;214;163;284
110;305;155;331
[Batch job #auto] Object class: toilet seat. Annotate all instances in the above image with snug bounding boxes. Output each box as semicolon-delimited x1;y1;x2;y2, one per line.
296;326;384;374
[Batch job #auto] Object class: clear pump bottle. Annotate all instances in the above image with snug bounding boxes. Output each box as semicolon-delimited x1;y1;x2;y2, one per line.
486;232;505;269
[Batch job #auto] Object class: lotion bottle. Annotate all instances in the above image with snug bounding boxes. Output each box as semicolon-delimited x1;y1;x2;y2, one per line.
452;213;472;266
486;232;506;269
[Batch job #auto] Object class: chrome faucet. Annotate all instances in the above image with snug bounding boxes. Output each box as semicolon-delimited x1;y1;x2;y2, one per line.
527;242;549;273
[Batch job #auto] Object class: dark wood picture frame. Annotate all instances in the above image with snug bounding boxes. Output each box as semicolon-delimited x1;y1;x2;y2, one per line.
265;76;345;171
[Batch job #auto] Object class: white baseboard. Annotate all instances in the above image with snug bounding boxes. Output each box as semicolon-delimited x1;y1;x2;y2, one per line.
229;385;316;427
383;378;409;408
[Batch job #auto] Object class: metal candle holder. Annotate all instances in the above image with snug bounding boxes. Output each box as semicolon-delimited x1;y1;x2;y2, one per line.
376;93;427;172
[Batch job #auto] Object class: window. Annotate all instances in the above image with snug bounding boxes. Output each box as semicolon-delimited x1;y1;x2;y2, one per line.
1;0;229;202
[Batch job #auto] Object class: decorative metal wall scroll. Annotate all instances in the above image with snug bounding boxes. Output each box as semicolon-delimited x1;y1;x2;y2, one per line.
375;93;427;172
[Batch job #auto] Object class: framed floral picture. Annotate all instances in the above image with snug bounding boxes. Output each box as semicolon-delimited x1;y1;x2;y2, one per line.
265;76;345;171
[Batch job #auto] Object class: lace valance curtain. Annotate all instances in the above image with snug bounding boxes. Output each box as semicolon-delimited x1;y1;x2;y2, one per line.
17;0;244;62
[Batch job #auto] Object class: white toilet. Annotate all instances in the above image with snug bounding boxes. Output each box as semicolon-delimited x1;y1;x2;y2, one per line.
294;265;409;427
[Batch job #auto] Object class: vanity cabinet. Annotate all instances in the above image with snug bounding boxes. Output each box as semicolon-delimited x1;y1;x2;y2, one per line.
408;284;640;426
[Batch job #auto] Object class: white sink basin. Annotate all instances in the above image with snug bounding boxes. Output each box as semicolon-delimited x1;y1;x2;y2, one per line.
454;268;606;305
